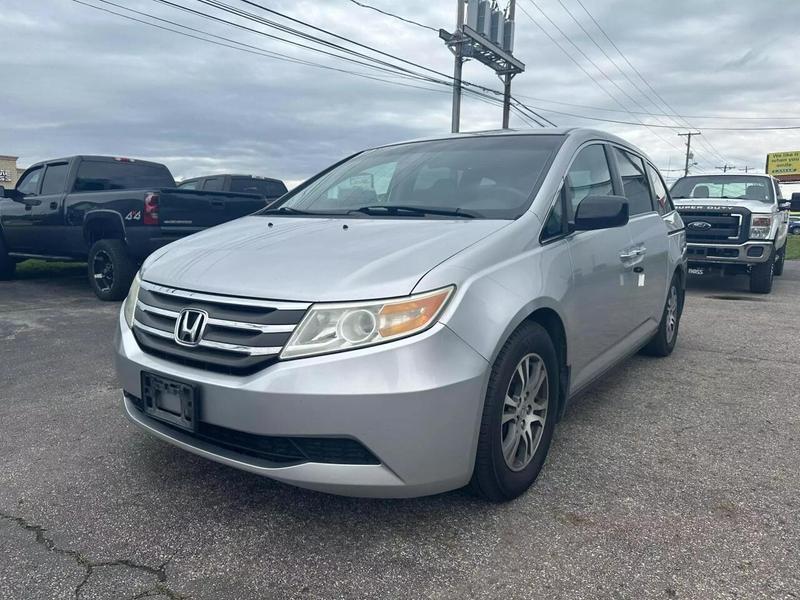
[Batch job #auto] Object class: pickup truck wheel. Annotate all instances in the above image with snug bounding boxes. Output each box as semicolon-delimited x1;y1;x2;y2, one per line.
0;235;15;280
88;239;136;301
470;322;558;502
773;243;786;277
749;252;774;294
641;275;683;357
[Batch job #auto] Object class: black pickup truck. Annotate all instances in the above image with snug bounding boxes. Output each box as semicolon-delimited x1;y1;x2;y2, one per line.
0;156;269;300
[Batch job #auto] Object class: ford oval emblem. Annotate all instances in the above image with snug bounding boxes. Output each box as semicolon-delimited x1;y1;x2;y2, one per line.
688;221;712;231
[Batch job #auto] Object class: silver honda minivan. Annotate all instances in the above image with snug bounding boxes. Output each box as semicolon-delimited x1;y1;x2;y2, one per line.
115;129;686;500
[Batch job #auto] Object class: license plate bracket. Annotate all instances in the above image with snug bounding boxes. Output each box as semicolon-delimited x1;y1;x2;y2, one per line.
141;372;198;432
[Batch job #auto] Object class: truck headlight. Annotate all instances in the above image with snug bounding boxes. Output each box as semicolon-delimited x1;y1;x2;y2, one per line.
750;215;772;239
123;272;142;329
280;286;454;359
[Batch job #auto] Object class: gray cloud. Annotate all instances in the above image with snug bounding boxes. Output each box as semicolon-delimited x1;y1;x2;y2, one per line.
3;0;800;187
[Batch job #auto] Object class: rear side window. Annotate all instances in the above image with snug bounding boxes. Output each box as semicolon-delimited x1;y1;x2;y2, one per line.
73;160;174;192
230;178;288;198
203;177;224;192
41;163;69;195
613;147;653;216
564;144;613;217
647;164;674;215
17;167;43;195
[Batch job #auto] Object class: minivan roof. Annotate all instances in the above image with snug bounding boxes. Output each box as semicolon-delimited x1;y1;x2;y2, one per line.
373;127;656;169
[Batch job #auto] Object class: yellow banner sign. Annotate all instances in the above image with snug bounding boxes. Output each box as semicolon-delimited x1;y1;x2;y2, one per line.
766;150;800;178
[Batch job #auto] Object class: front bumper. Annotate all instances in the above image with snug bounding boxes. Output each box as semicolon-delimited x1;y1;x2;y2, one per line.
686;241;773;265
114;310;490;498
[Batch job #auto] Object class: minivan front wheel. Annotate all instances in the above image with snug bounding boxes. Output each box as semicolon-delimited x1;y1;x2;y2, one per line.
471;322;558;502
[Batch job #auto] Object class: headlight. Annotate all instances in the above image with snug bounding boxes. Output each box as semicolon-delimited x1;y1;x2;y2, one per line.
123;272;142;329
750;215;772;239
280;286;454;359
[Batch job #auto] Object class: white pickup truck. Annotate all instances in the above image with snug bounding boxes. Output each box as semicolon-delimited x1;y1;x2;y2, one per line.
670;174;790;293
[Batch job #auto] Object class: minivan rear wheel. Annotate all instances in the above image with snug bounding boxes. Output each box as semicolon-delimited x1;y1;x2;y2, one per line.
641;274;683;357
470;322;558;502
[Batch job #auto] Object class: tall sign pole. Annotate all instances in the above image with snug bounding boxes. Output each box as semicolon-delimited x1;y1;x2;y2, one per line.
451;0;465;133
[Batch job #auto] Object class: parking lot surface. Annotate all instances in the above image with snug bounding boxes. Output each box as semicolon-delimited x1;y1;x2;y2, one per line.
1;264;799;600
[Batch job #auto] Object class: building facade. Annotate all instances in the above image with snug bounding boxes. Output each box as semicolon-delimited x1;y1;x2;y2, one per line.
0;155;25;188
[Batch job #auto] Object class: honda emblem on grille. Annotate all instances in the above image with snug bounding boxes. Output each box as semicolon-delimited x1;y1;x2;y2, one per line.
688;221;713;231
174;309;209;346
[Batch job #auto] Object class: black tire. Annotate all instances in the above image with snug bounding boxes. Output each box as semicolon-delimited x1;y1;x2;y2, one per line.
88;239;137;301
641;274;684;357
0;233;15;280
470;322;559;502
749;251;774;294
774;243;785;277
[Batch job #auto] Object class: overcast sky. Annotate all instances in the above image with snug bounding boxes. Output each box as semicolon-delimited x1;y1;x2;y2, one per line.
4;0;800;187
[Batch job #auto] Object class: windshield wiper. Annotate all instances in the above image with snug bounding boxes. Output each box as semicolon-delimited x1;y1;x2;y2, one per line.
348;205;477;219
261;206;329;216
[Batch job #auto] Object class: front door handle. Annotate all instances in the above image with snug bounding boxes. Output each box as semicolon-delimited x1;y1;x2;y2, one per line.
619;248;645;260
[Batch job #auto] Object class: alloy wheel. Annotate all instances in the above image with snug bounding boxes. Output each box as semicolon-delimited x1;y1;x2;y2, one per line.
501;353;549;472
666;285;679;344
92;250;114;293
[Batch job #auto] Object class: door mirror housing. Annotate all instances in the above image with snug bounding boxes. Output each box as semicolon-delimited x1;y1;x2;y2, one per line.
778;201;791;211
0;185;23;202
573;195;629;231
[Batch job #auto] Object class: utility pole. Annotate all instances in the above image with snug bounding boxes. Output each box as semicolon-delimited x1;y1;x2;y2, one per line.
450;0;465;133
740;166;753;173
715;164;736;173
678;132;701;176
441;1;525;133
501;0;516;129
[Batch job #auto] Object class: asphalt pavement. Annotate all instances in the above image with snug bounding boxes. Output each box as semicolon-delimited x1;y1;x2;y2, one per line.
1;263;799;600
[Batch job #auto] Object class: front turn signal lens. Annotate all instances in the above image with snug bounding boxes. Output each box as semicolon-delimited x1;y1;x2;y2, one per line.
378;290;451;338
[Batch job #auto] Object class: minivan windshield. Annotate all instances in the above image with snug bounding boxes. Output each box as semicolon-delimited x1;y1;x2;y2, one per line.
670;175;774;203
263;135;564;220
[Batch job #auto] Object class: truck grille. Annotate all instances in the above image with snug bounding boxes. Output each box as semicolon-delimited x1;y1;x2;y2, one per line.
678;209;749;244
132;281;308;375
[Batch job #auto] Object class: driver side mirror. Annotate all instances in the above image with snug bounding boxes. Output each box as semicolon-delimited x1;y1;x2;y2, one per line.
573;195;629;231
778;201;791;211
0;185;23;202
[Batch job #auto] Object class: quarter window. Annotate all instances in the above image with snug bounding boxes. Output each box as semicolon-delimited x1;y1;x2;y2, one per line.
613;147;653;216
203;177;224;192
646;164;674;215
564;144;613;218
17;167;43;195
541;190;567;240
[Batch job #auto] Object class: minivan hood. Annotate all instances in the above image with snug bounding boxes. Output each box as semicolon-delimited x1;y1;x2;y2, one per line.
142;216;509;301
673;198;773;214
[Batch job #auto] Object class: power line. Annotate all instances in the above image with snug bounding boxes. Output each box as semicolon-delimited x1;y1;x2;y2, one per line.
347;0;438;32
567;0;728;165
177;0;552;125
73;0;536;127
517;1;703;165
512;102;800;131
185;0;554;127
511;93;800;122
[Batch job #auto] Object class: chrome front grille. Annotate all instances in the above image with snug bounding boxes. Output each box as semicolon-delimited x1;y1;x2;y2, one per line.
132;281;309;374
679;210;748;244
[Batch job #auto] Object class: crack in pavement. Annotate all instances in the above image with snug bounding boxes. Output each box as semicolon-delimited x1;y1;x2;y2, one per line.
0;511;185;600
